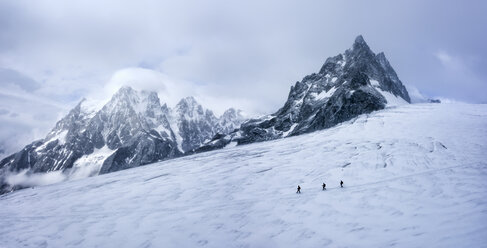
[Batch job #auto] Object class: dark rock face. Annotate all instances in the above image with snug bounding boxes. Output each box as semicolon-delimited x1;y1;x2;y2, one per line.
170;98;245;153
174;97;220;152
0;88;182;176
99;132;180;174
305;72;387;133
217;108;245;134
0;87;245;192
0;35;410;193
198;35;410;151
0;101;95;175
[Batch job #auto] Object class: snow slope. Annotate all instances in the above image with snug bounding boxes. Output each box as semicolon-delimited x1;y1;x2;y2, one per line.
1;103;486;248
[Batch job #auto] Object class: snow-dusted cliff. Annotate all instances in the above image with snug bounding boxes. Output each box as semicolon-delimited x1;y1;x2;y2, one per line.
0;87;244;192
199;35;411;151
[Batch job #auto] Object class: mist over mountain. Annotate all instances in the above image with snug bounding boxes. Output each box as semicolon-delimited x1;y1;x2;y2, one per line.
1;0;486;246
0;88;244;193
0;36;434;195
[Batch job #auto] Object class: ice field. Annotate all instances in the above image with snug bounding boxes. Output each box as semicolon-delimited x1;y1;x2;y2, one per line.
1;103;486;247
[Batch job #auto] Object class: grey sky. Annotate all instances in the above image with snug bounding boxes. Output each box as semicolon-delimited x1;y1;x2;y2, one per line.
1;0;486;156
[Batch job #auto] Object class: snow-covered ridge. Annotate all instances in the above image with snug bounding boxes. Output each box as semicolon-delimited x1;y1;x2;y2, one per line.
0;35;418;194
0;86;246;192
1;103;485;247
198;35;412;151
70;146;116;179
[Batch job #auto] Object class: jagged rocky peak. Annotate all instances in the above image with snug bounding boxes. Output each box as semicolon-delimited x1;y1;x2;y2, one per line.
319;35;410;102
318;35;372;75
138;91;166;120
104;86;161;113
221;108;243;120
143;90;162;108
173;96;216;152
217;108;245;134
1;85;246;193
48;99;86;135
177;96;198;107
376;52;389;66
109;86;139;105
351;35;371;52
198;35;412;151
175;96;208;118
354;34;366;43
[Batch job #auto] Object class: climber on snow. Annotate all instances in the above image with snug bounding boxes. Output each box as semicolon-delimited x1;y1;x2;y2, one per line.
322;182;326;190
297;185;301;194
340;180;344;188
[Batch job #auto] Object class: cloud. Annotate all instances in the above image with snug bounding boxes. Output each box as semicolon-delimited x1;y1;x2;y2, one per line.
101;68;194;108
431;50;487;102
5;169;67;188
93;67;263;116
434;50;466;71
405;84;428;103
435;51;453;66
0;68;40;91
0;0;486;155
0;68;68;157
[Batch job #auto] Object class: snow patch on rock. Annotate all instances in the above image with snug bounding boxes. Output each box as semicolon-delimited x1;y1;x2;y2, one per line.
69;146;116;180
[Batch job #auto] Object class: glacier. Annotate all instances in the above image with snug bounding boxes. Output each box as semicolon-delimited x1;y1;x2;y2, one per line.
1;103;486;247
0;35;413;192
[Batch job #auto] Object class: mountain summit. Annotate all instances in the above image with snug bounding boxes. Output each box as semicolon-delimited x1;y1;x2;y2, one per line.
1;35;411;193
0;88;245;192
199;35;411;150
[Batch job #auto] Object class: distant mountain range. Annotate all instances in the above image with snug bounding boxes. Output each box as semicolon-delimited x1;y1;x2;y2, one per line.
0;88;244;192
1;35;412;193
198;35;411;151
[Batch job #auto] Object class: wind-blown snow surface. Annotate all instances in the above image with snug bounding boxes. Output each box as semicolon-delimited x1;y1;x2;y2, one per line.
1;103;486;248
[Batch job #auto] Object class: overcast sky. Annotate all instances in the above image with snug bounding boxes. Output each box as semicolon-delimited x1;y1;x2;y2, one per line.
1;0;486;156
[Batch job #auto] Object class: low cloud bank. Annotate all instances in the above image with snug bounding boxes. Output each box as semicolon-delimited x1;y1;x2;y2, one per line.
5;169;67;188
1;159;109;192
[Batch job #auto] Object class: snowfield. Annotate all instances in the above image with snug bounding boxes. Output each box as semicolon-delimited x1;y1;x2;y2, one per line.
1;103;486;248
